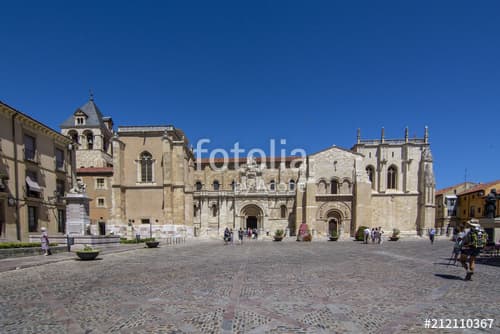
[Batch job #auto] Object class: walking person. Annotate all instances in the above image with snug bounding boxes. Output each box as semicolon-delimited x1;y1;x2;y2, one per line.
371;228;376;243
460;226;487;281
223;227;230;245
450;235;463;266
363;227;371;244
238;227;244;244
429;228;436;244
378;227;384;244
40;227;51;256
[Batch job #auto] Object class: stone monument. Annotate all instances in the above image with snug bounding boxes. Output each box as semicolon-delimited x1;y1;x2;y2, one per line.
485;189;499;218
64;180;92;236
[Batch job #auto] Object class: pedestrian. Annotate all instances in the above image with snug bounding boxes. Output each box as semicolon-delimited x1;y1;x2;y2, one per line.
371;228;376;243
223;227;230;245
460;226;487;281
363;227;371;244
378;227;384;244
40;227;51;256
374;228;379;244
429;228;436;244
451;235;463;266
238;227;244;244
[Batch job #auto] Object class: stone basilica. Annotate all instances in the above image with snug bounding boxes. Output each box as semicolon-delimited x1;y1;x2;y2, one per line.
61;97;435;239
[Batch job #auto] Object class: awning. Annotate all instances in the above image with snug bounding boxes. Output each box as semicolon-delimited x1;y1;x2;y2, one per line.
26;176;42;193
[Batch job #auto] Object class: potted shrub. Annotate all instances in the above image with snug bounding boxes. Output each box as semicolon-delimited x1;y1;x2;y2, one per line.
273;229;284;241
76;244;100;260
389;228;400;241
145;238;160;248
329;230;339;241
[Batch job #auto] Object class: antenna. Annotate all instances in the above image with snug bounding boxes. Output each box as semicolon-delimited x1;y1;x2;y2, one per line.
464;168;468;188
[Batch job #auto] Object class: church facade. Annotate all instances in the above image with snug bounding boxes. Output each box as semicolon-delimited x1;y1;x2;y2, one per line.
62;98;436;239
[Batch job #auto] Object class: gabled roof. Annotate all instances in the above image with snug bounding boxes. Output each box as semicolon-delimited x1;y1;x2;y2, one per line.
60;99;107;128
436;182;476;196
457;180;500;196
309;144;363;158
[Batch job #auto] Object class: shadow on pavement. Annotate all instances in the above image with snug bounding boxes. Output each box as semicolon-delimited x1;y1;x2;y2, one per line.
476;257;500;267
434;273;463;280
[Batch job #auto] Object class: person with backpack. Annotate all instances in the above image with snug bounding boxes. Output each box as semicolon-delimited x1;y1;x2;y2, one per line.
459;226;487;280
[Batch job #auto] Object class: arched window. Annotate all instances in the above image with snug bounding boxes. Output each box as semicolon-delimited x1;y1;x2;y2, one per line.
289;179;296;191
270;180;276;191
317;180;327;194
195;181;202;191
330;180;338;194
280;205;287;218
213;180;220;191
68;130;79;144
231;180;236;191
140;151;153;182
212;204;218;217
84;131;94;150
387;165;397;189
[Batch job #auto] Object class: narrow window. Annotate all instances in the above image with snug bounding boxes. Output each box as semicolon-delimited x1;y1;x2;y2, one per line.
55;148;65;170
289;180;296;191
24;134;36;161
270;180;276;191
280;205;287;218
330;180;338;194
212;204;218;217
140;152;153;182
28;206;38;232
387;166;397;189
57;209;66;233
213;180;220;191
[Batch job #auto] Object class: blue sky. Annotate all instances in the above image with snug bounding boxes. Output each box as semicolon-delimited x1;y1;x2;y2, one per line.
1;0;499;189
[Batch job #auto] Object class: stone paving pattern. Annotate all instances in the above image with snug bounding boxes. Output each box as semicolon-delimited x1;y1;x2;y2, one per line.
0;239;499;333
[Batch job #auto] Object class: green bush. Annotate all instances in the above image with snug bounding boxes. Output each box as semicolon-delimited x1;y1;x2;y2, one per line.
392;228;400;237
119;237;155;244
0;242;58;249
355;226;369;241
274;229;284;237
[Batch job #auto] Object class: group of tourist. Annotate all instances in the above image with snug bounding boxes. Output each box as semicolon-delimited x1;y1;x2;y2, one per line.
223;227;260;245
363;227;384;244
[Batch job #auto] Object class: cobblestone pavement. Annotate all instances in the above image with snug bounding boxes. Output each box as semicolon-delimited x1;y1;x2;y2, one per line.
0;238;499;333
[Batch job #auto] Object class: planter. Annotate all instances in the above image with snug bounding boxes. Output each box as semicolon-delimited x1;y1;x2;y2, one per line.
329;237;339;241
273;237;283;242
389;237;399;241
76;251;100;260
145;241;160;248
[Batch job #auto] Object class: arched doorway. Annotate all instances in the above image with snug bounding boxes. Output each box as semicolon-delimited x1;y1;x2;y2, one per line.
327;210;342;236
241;204;264;230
